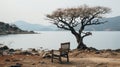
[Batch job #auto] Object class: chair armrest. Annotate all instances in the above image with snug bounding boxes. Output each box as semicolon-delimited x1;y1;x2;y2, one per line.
51;49;60;55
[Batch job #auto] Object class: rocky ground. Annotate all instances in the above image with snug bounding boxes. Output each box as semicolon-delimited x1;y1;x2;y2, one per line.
0;48;120;67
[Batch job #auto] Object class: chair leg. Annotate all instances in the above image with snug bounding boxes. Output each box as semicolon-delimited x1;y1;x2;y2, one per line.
51;55;53;62
51;50;53;62
67;54;69;62
59;56;62;63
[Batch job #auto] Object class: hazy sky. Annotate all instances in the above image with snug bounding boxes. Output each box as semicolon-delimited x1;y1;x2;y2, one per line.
0;0;120;25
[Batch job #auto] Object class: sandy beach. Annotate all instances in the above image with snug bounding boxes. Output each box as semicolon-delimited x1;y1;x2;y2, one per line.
0;49;120;67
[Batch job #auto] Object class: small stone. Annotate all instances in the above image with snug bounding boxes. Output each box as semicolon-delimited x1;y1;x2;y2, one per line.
95;51;100;54
5;59;10;62
16;63;22;66
32;63;36;65
10;65;21;67
12;59;20;62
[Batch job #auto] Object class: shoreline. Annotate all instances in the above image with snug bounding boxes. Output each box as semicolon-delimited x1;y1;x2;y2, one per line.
0;47;120;67
0;31;35;35
0;45;120;67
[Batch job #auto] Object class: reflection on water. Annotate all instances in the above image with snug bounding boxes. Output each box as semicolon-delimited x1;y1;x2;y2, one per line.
0;31;120;50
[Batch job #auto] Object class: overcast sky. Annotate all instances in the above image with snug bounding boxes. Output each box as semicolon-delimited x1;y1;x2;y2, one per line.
0;0;120;25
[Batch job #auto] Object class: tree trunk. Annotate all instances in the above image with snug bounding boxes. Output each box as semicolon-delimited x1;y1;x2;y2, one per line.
76;36;87;49
70;28;88;50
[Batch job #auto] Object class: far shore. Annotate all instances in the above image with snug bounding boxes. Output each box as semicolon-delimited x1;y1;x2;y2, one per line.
0;30;36;35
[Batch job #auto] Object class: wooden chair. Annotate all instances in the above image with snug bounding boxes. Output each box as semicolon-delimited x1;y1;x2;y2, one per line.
51;42;70;63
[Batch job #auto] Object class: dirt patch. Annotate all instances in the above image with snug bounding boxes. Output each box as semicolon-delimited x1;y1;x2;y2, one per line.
0;49;120;67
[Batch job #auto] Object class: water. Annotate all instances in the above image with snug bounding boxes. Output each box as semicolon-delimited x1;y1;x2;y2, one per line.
0;31;120;50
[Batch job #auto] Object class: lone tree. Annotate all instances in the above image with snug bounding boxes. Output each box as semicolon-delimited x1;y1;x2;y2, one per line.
46;5;111;49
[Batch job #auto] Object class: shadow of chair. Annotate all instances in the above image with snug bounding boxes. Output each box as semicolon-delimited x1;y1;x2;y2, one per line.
51;42;70;63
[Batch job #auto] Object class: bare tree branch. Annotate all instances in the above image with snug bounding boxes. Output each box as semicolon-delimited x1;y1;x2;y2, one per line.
46;5;111;49
82;32;92;38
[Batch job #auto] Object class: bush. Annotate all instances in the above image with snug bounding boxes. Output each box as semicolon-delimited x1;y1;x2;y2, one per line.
0;45;9;50
2;46;9;50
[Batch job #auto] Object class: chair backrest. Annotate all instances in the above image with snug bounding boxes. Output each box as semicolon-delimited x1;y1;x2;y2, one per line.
61;42;70;50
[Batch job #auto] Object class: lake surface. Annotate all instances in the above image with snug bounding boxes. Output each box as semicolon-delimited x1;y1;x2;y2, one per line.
0;31;120;50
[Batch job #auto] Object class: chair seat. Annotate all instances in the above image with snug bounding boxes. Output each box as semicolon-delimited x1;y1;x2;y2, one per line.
52;51;68;57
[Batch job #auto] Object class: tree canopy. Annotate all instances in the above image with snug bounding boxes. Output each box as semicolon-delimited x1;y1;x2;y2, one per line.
46;5;111;49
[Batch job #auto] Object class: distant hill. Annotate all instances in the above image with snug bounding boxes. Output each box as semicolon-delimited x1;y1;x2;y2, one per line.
14;21;57;31
84;16;120;31
14;16;120;31
0;22;34;35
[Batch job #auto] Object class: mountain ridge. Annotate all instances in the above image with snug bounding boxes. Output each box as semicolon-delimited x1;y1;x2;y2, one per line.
14;21;57;31
84;16;120;31
13;16;120;31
